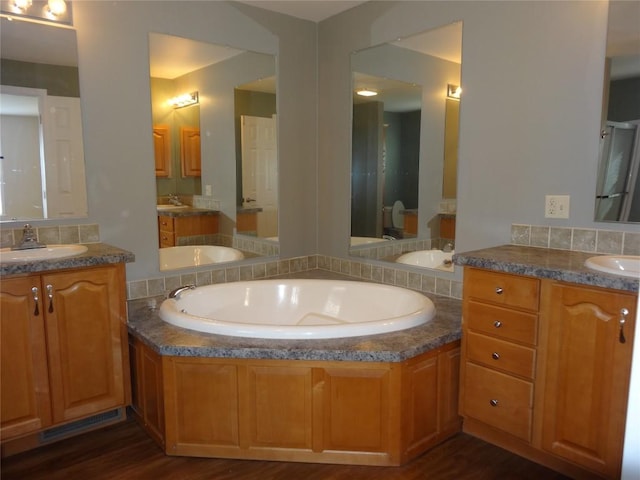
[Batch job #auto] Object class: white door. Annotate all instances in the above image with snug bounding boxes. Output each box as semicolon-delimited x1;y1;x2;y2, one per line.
241;115;278;238
43;95;87;218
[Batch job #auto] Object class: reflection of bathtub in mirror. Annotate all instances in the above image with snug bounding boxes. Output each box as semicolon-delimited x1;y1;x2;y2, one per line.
350;236;390;246
395;249;454;272
159;245;244;271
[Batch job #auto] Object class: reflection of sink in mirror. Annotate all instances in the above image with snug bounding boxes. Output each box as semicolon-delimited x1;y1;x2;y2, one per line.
584;255;640;278
159;245;244;271
396;249;453;272
350;236;390;246
156;205;190;211
0;245;88;263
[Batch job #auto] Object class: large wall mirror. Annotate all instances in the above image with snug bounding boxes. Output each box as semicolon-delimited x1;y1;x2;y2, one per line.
594;0;640;223
348;22;462;272
0;17;88;222
148;33;278;271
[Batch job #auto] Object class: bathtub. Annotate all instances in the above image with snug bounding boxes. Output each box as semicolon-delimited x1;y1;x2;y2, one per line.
159;279;435;339
159;245;244;271
395;249;454;272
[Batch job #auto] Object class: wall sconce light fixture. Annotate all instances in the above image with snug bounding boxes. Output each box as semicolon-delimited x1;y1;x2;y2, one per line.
356;88;378;97
1;0;72;25
167;92;199;109
447;84;462;100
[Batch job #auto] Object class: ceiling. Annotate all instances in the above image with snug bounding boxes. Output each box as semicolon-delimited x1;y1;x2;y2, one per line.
237;1;368;22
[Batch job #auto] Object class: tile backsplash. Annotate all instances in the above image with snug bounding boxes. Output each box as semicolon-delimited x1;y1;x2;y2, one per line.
0;223;101;248
511;224;639;255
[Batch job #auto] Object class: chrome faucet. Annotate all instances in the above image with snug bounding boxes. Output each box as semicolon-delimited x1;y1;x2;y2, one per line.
168;194;183;206
12;224;46;250
168;284;196;299
443;242;454;253
382;235;397;240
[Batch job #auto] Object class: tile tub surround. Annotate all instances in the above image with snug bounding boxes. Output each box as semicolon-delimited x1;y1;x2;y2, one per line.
0;242;135;276
127;270;462;363
453;244;638;293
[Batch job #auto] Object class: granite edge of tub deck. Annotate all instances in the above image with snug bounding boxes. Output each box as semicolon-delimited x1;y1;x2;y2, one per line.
127;270;462;363
453;244;638;293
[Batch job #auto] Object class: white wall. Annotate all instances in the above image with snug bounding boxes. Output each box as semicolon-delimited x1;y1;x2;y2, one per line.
72;1;318;280
318;0;640;261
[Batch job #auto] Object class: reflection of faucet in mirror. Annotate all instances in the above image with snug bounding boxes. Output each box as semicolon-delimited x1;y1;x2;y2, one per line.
348;21;462;270
593;1;640;224
443;242;454;253
168;194;183;206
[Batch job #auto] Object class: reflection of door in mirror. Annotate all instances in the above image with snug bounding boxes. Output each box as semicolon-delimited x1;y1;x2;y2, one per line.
349;22;462;259
594;1;640;223
0;19;88;222
241;115;278;238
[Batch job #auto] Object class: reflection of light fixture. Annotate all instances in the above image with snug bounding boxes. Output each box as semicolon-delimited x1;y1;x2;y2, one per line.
356;88;378;97
1;0;73;25
13;0;32;12
447;84;462;100
167;92;199;109
46;0;66;17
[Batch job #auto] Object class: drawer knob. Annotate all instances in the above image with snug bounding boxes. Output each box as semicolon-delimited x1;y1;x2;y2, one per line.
491;352;500;360
489;399;499;407
495;287;504;295
493;320;502;328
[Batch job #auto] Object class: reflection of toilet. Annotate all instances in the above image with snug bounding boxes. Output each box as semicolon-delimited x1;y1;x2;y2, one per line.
392;200;405;229
383;201;405;237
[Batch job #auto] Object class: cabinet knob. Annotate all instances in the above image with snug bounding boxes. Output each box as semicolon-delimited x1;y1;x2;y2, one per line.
489;399;499;407
493;320;502;328
491;352;500;360
495;287;504;295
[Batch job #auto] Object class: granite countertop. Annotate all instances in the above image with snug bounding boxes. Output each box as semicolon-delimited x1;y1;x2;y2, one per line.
1;243;135;276
127;270;462;363
157;207;219;217
453;244;638;293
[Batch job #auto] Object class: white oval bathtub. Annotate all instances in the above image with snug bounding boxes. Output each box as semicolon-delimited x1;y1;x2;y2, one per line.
396;249;454;272
159;246;244;271
159;279;435;339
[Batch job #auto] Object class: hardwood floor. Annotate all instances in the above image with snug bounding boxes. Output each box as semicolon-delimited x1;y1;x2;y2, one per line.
1;417;569;480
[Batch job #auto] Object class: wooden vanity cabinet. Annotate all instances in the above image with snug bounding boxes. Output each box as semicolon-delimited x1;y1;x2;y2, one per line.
0;265;130;445
459;267;637;479
158;214;219;248
153;125;171;178
539;282;636;479
459;268;539;443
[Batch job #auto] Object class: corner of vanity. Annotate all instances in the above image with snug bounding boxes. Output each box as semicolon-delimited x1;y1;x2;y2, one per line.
453;244;639;480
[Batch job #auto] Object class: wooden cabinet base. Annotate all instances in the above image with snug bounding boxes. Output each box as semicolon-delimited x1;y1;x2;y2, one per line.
130;337;461;466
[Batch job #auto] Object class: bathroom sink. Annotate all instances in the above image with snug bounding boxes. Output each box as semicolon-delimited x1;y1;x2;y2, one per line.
0;244;88;263
584;255;640;278
157;205;189;211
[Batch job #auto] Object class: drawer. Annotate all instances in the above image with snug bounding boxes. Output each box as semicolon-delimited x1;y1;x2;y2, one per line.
159;233;175;247
466;300;538;346
465;331;536;379
464;268;540;312
463;363;533;442
158;215;175;233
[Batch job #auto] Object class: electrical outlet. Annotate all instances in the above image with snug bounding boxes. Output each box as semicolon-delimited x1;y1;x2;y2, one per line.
545;195;570;219
205;185;212;196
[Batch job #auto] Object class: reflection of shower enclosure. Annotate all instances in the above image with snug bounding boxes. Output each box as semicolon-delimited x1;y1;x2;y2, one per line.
595;121;640;222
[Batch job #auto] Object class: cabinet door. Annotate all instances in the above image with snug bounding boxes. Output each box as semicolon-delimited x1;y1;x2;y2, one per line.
153;125;171;177
541;282;636;478
180;127;201;177
0;276;52;439
43;266;127;423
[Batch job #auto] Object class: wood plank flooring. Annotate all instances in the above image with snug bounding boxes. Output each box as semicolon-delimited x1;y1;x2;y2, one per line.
1;418;569;480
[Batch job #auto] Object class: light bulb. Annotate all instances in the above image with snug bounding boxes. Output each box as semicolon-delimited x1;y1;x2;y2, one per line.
47;0;67;17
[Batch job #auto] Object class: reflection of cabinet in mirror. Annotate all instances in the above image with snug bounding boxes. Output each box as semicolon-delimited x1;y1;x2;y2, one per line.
180;127;201;177
440;215;455;241
153;125;171;177
158;213;219;248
